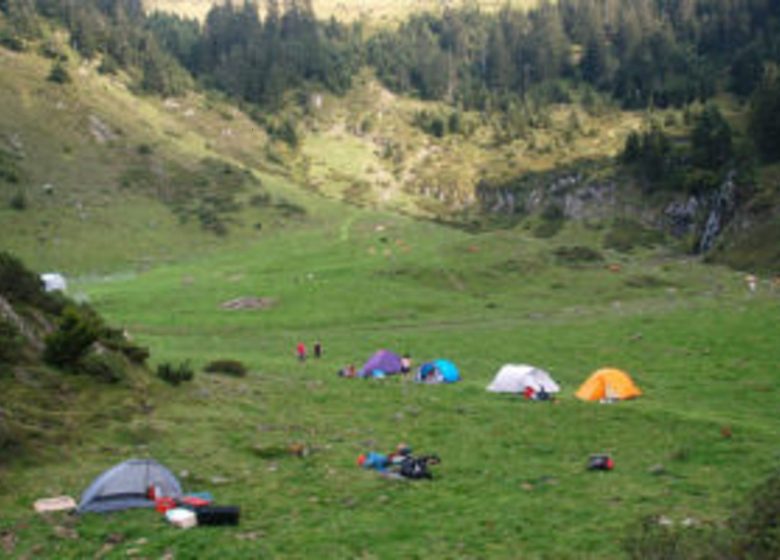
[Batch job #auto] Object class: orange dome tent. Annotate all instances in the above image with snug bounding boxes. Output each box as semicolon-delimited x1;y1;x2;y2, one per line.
575;368;642;401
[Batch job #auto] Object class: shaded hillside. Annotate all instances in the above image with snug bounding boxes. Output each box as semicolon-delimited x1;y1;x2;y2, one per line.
0;252;153;460
0;1;777;273
0;38;309;273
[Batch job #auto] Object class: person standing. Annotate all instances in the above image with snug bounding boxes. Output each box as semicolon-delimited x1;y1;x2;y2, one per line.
296;342;307;362
314;340;322;359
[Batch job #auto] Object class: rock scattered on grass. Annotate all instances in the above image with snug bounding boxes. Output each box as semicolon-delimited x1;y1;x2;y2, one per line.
1;531;16;554
220;297;275;310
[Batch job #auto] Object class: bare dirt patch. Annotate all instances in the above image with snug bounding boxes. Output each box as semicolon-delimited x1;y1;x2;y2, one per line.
220;297;276;310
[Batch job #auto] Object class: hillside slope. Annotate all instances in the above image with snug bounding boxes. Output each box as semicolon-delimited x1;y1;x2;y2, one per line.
0;42;315;274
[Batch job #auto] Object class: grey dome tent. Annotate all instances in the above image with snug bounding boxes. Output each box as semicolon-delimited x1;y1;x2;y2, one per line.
78;459;182;514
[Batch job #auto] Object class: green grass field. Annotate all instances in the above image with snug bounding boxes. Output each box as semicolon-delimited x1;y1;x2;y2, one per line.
1;201;778;558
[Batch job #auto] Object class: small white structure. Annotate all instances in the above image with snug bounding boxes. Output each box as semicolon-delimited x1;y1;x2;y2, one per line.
41;273;67;293
487;364;560;394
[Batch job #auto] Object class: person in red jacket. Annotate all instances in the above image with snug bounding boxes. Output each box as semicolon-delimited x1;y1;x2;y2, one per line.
296;342;307;362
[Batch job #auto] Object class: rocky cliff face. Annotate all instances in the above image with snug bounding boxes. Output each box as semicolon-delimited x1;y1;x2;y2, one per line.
474;168;748;256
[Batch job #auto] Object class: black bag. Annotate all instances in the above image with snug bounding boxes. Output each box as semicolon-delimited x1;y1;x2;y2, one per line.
399;455;440;479
587;454;613;471
195;505;241;526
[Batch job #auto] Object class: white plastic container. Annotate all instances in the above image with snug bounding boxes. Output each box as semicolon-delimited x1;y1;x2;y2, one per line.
166;508;197;529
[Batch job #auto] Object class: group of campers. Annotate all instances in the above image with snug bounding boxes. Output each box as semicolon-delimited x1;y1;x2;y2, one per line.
337;350;459;384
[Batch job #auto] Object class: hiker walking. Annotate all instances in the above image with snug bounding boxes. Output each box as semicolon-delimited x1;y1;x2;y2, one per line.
313;340;322;359
296;342;307;362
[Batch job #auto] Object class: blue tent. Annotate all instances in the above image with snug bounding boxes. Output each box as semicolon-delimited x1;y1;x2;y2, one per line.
416;359;460;384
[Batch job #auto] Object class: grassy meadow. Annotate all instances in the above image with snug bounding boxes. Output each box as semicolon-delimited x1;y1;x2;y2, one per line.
1;200;778;558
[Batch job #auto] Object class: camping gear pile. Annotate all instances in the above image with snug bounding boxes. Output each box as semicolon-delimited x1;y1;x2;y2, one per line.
76;459;239;529
357;443;441;480
587;454;615;471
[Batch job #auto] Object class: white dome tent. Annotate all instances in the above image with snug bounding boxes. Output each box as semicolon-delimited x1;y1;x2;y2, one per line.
40;272;67;293
486;364;560;395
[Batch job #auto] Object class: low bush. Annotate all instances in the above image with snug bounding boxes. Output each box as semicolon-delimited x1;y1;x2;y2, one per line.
47;61;71;84
0;318;22;364
9;191;26;211
157;361;194;386
43;305;102;368
77;351;127;383
553;245;604;264
0;251;44;305
604;218;664;253
533;219;563;239
204;359;247;377
729;469;780;558
100;328;150;365
624;275;675;289
622;469;780;559
534;204;565;238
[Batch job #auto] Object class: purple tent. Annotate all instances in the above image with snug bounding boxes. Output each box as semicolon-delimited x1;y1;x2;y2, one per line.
358;349;403;378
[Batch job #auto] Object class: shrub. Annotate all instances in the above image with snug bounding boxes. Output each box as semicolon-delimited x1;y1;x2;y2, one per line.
623;470;780;559
624;274;675;289
0;318;22;364
534;204;565;238
553;245;604;264
157;361;194;385
99;328;149;365
77;351;127;383
0;29;25;52
98;55;119;75
9;191;26;211
604;219;664;253
729;469;780;558
47;61;71;84
0;148;21;184
0;251;44;304
43;305;101;368
204;359;247;377
622;515;720;560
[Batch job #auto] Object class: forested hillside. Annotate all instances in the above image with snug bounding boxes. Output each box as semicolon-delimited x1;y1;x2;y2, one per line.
1;0;779;269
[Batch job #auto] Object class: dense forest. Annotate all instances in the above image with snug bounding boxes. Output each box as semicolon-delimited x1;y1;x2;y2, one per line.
1;0;779;165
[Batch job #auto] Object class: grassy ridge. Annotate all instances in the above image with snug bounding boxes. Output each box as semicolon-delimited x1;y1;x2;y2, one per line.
1;208;777;558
